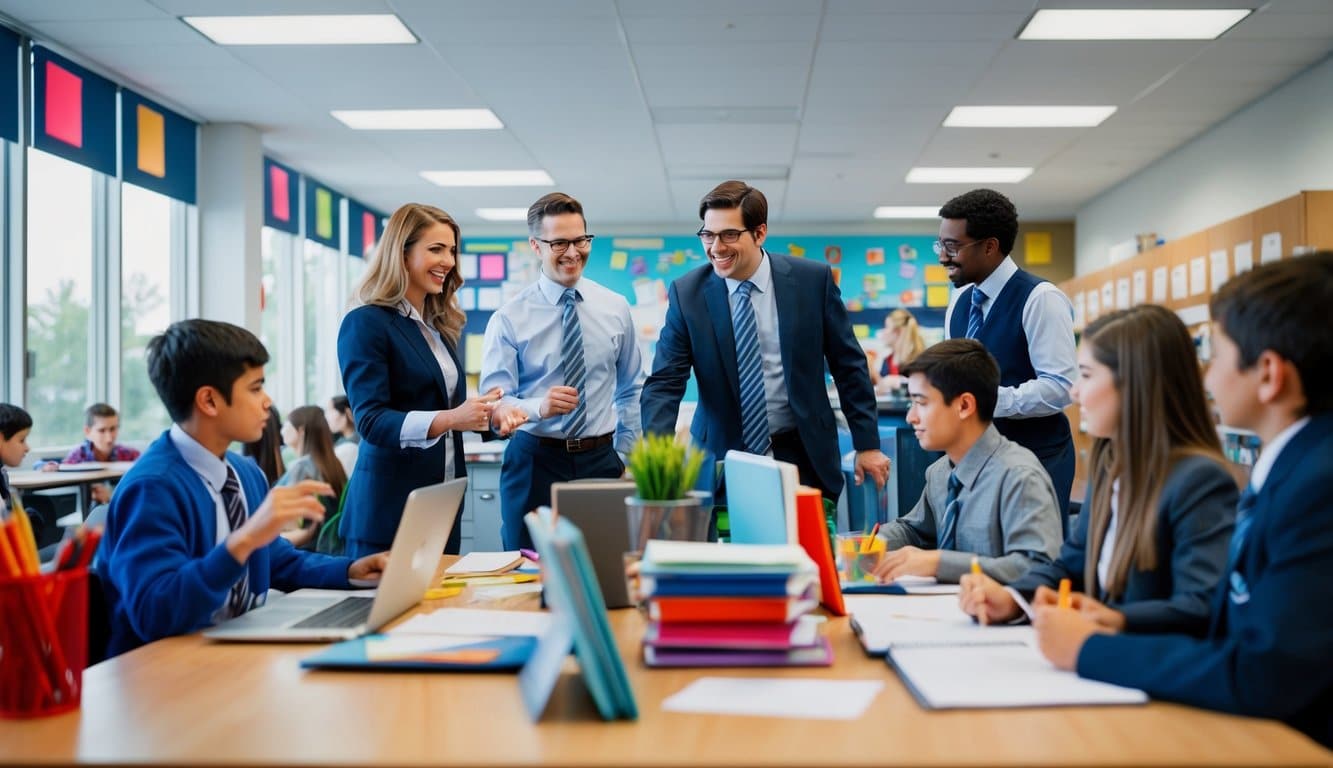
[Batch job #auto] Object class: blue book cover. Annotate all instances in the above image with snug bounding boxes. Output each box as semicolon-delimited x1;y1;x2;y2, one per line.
300;634;537;672
724;451;798;545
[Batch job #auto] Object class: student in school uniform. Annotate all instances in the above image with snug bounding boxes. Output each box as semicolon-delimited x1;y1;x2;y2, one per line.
0;403;35;508
869;339;1063;584
961;304;1237;636
98;319;388;658
1030;253;1333;748
36;402;142;503
337;203;503;559
324;395;360;477
276;405;348;551
242;406;286;487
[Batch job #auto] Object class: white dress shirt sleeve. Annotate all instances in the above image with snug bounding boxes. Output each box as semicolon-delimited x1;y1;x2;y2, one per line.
995;284;1077;418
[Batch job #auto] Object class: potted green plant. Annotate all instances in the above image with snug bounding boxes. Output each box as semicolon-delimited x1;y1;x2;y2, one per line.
625;433;711;550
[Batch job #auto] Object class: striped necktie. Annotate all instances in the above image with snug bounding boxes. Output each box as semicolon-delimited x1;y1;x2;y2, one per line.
965;287;987;339
939;471;963;550
1226;485;1258;603
220;466;251;618
560;288;587;438
731;280;770;455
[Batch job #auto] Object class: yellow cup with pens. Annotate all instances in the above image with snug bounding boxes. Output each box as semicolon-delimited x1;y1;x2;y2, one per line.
836;531;886;583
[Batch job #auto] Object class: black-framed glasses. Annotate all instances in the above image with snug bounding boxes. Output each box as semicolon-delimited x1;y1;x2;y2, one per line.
696;228;752;245
535;235;595;255
931;237;990;258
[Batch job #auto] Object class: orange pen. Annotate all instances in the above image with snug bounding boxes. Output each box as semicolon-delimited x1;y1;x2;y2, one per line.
861;522;880;553
1057;578;1072;609
971;556;988;626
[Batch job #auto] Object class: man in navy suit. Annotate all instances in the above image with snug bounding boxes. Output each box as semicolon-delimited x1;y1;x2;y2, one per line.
641;180;890;504
1032;252;1333;748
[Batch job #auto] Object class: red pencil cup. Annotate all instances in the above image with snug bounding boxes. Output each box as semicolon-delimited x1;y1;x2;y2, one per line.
0;568;88;718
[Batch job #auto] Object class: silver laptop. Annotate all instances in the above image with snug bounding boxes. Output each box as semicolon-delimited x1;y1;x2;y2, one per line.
203;477;467;642
550;480;637;609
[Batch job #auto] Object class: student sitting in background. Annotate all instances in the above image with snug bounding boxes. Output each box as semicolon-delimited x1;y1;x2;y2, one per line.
0;403;35;508
870;339;1063;584
243;405;286;486
37;402;142;503
98;319;387;658
1031;253;1333;748
961;304;1237;636
870;308;926;394
277;405;348;550
324;395;359;477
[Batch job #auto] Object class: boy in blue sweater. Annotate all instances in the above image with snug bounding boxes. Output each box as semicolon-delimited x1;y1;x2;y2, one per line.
1031;252;1333;748
100;320;388;657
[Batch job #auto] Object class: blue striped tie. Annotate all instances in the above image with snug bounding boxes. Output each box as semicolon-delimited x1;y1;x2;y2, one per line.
560;288;587;438
1226;486;1257;602
220;467;251;617
939;471;962;550
731;280;770;455
966;287;987;339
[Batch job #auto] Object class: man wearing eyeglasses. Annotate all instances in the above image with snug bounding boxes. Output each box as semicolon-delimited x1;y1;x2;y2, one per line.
937;188;1077;529
642;180;890;507
481;192;644;550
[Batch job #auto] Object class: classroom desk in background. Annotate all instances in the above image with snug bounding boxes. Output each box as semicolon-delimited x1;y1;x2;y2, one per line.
1;558;1328;768
6;462;134;495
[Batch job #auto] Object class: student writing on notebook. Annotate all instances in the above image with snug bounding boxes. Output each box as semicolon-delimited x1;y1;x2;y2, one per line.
869;339;1062;584
961;304;1236;635
99;320;388;657
1031;253;1333;748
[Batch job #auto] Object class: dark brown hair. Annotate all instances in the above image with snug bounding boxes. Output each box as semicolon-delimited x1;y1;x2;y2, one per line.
288;405;347;500
698;180;768;230
900;338;1000;422
526;192;586;237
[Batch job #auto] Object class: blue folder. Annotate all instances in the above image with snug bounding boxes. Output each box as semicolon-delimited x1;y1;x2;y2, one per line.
300;634;537;671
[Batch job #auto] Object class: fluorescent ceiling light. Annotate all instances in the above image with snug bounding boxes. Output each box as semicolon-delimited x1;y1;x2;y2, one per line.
1018;9;1251;40
421;170;554;187
907;167;1033;184
873;206;940;219
944;106;1117;128
475;208;530;221
183;15;417;45
332;109;503;130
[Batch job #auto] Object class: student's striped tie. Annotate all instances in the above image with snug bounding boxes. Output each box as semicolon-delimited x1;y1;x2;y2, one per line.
939;472;963;550
220;467;251;618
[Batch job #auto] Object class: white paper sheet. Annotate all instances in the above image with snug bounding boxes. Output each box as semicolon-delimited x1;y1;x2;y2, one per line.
1261;232;1282;264
845;594;1034;653
1131;270;1147;305
662;678;884;720
446;551;522;574
1234;241;1254;274
1210;249;1230;292
389;608;552;637
1152;266;1168;303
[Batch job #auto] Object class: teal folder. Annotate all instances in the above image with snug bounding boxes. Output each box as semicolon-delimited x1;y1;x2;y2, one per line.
522;508;638;721
300;634;537;671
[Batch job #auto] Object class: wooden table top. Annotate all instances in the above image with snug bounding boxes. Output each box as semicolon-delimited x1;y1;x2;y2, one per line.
7;462;134;491
2;561;1329;767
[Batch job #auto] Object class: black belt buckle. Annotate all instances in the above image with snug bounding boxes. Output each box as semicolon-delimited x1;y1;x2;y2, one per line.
565;437;586;452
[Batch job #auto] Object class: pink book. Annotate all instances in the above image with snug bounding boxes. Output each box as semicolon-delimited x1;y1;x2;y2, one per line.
642;615;823;650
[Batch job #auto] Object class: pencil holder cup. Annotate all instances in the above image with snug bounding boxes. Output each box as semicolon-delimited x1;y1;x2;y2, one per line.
0;568;88;718
836;534;885;583
625;492;712;552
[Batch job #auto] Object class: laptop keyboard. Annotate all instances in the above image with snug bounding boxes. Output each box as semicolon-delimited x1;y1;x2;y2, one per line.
290;597;374;629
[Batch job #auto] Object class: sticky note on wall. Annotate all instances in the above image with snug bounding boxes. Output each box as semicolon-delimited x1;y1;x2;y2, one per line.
1024;232;1052;265
315;188;333;240
136;104;166;178
924;265;948;283
926;285;950;307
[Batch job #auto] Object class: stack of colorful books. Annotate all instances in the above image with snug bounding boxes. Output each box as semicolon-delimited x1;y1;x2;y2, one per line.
637;540;832;667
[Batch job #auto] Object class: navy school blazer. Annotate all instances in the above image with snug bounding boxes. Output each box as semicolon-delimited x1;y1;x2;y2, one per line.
1077;413;1333;748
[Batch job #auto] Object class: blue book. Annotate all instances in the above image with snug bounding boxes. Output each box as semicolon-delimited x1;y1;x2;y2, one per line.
724;451;799;545
301;634;536;671
640;572;818;598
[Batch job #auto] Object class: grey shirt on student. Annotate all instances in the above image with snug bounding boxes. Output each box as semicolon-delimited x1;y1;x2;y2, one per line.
878;424;1063;583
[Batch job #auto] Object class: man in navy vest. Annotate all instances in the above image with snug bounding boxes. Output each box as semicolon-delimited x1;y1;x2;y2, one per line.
938;189;1077;528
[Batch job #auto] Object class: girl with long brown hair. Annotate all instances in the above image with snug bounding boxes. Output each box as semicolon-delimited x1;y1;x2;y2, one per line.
277;405;347;550
960;304;1237;634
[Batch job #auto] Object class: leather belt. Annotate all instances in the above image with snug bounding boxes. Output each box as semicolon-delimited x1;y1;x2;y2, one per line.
535;433;615;453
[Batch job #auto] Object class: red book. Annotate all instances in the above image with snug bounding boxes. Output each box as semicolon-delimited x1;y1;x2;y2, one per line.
795;485;846;616
645;595;818;624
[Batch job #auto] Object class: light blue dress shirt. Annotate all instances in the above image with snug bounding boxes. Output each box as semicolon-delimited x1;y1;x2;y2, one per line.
724;251;794;434
944;256;1077;418
480;274;644;455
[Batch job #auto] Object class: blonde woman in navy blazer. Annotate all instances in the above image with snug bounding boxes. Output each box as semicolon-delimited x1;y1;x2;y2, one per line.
337;204;506;559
